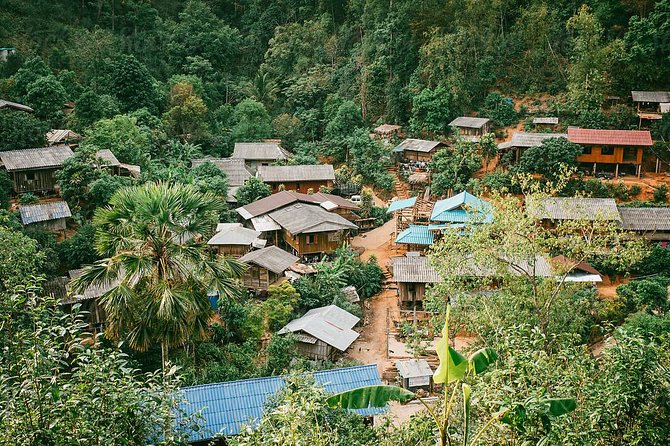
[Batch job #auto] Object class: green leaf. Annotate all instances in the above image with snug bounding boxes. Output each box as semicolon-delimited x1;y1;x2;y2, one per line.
433;307;468;384
546;398;577;416
462;383;472;445
326;385;416;409
468;348;498;375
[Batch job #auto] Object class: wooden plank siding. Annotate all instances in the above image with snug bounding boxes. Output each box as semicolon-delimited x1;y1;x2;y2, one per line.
241;265;283;292
398;282;427;307
269;180;334;194
11;168;59;194
281;229;348;256
576;145;644;165
295;338;334;360
215;244;252;258
402;150;434;162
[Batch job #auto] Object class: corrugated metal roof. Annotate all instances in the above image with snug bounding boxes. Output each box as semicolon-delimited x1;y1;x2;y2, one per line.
532;117;559;125
396;359;432;379
392;256;441;283
342;285;360;303
631;91;670;103
19;201;71;225
250;214;282;232
449;117;491;129
498;132;567;149
278;305;359;351
268;203;357;235
65;269;120;303
0;146;74;171
239;246;299;274
237;191;356;220
395;225;435;245
207;226;262;246
46;129;82;145
0;99;33;112
567;127;653;147
395;139;442;153
431;191;492;223
257;164;335;183
387;196;417;213
232;142;290;160
618;207;670;231
531;197;621;221
374;124;401;134
191;158;252;187
178;364;385;441
96;149;120;167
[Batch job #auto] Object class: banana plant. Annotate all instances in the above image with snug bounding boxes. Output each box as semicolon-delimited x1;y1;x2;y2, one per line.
326;306;576;446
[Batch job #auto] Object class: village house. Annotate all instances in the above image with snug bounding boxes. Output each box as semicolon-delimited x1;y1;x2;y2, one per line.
19;200;71;234
238;246;299;292
268;202;357;259
277;305;360;360
256;164;335;194
394;224;444;252
373;124;402;144
567;127;653;178
191;157;252;203
631;90;669;124
392;255;441;309
0;98;32;112
62;269;118;331
498;132;568;163
430;191;493;225
532;116;559;130
231;141;290;174
207;223;266;258
47;129;82;147
448;117;492;142
530;197;622;224
396;359;433;391
177;364;385;445
0;145;74;193
618;207;670;242
551;255;604;284
394;138;445;162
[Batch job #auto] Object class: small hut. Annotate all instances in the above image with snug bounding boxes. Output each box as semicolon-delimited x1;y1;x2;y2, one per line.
396;359;433;391
448;117;492;142
207;223;266;258
19;201;71;233
238;246;299;292
0;146;74;193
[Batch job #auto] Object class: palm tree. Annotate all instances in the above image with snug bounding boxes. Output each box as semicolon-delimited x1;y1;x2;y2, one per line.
71;182;245;370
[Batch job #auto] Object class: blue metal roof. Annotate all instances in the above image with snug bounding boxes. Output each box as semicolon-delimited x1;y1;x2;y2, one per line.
387;196;417;213
395;225;435;245
178;364;386;442
431;191;492;223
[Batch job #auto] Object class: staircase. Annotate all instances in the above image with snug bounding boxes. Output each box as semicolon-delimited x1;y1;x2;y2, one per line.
388;165;410;200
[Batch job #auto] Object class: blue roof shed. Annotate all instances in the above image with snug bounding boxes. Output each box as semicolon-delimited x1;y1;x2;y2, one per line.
431;191;492;224
386;196;417;213
178;364;386;442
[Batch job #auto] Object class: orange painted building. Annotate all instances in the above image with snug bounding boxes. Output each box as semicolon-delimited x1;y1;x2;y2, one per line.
567;127;653;178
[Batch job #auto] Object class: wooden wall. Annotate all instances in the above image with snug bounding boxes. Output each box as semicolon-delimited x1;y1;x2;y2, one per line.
576;145;643;165
403;150;434;162
242;265;282;292
215;244;251;258
295;338;333;360
282;229;348;256
28;218;67;233
268;180;334;194
398;282;427;307
11;168;59;193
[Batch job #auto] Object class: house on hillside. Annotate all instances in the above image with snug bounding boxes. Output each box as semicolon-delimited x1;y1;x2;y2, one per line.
277;305;360;360
394;138;445;162
256;165;335;194
191;158;252;203
63;269;118;330
177;364;385;445
231;142;290;174
207;223;266;258
567;127;653;178
0;99;32;113
19;201;71;233
618;207;670;241
529;197;622;224
238;246;299;292
498;132;567;164
449;117;492;142
373;124;402;144
392;255;441;309
267;202;357;259
430;191;492;224
47;129;82;147
631;91;669;123
0;146;74;193
532;117;559;130
394;224;446;252
396;359;433;391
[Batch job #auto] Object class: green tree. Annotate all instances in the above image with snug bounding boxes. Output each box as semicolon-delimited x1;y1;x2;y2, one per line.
410;86;456;136
513;138;582;180
57;224;100;271
69;88;120;130
480;93;517;127
324;100;365;140
10;56;51;98
162;82;211;144
85;115;151;165
23;74;67;124
71;183;245;369
235;176;271;206
430;139;482;196
231;98;272;142
0;109;48;151
0;227;45;292
104;55;161;114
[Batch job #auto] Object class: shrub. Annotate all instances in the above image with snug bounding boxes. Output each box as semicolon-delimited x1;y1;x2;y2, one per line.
616;276;670;314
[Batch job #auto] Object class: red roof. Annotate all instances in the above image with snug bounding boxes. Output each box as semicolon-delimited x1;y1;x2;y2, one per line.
567;127;653;147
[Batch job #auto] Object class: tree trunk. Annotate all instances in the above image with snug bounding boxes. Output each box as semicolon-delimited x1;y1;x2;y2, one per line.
161;341;169;371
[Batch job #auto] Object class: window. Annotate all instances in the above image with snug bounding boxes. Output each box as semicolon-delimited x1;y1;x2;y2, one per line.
582;146;592;155
601;146;614;156
25;172;35;181
305;234;318;245
623;147;638;162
